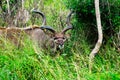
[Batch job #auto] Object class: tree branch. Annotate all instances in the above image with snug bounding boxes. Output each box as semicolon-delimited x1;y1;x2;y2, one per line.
89;0;103;73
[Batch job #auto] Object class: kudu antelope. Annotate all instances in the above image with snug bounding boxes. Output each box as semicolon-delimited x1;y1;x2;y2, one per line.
0;10;73;53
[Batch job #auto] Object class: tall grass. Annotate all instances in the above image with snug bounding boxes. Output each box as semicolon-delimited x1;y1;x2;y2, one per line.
0;27;120;80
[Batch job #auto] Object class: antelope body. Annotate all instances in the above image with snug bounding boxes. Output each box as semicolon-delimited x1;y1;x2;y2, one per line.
0;10;73;53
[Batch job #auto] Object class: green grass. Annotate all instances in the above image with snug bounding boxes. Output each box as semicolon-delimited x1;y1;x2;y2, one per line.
0;35;120;80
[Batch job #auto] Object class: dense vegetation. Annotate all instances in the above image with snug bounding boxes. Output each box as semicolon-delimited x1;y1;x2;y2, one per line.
0;0;120;80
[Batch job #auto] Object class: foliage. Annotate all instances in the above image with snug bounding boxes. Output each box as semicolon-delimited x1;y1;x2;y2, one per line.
0;36;120;80
64;0;120;39
0;0;23;26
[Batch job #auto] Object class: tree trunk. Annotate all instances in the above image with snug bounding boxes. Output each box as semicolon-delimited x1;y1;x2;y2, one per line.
22;0;24;10
6;0;11;16
89;0;103;73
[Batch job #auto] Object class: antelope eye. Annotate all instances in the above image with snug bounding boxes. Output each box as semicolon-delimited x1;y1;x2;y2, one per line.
63;37;66;39
54;37;58;40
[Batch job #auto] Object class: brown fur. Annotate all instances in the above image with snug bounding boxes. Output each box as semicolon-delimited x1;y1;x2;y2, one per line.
0;25;41;47
0;25;70;54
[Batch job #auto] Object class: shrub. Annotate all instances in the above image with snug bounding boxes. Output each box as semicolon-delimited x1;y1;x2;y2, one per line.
64;0;120;41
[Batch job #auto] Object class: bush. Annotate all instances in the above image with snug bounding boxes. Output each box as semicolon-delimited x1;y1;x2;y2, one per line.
64;0;120;41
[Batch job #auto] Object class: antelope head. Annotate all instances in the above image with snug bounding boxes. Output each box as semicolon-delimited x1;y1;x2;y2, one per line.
32;10;73;52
